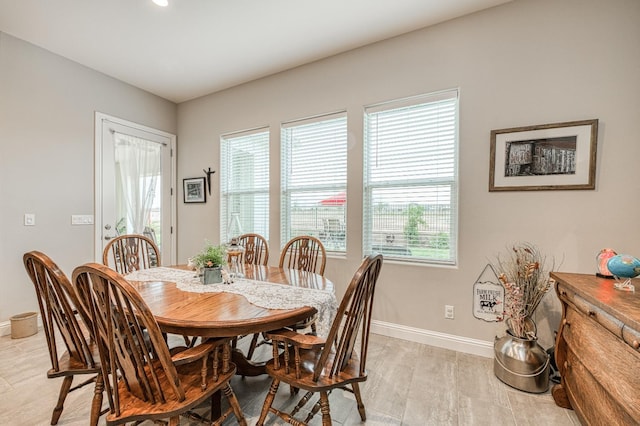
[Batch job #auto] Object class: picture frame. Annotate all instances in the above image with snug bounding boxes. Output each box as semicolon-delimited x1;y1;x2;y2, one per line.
489;119;598;191
183;177;206;203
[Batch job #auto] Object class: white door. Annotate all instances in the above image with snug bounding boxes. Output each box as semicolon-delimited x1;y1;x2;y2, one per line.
94;113;176;264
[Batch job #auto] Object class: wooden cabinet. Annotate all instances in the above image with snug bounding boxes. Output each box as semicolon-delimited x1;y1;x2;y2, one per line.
551;272;640;425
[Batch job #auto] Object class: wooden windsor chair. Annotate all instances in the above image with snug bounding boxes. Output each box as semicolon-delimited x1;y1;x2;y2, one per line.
72;263;247;426
279;235;326;276
23;251;104;426
237;233;269;266
246;235;326;359
102;233;160;274
256;253;383;426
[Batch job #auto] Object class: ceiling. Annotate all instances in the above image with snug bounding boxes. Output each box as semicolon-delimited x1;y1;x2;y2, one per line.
0;0;510;103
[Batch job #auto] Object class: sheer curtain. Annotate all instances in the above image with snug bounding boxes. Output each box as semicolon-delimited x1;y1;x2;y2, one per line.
113;131;162;235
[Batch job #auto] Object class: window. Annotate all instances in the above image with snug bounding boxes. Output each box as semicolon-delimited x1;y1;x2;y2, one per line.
363;89;458;264
220;128;270;242
281;112;347;252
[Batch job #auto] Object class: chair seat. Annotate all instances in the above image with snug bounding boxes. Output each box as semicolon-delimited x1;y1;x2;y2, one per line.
47;345;101;378
107;360;237;424
266;347;366;392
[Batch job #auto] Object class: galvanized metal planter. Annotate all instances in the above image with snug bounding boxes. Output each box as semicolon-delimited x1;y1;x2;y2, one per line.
200;267;223;284
494;330;550;393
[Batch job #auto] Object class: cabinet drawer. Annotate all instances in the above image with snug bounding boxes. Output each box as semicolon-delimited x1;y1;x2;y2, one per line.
564;348;638;425
558;282;624;339
563;307;640;422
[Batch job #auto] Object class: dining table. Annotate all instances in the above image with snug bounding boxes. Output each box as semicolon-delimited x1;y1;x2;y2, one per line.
124;263;336;377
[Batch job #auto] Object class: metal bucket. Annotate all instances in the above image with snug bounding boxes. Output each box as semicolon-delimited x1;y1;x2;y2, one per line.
493;331;550;393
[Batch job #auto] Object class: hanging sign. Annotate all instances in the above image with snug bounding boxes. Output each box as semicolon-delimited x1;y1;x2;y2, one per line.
473;264;504;322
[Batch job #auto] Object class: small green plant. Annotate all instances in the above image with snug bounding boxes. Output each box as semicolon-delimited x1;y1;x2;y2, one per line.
192;243;226;269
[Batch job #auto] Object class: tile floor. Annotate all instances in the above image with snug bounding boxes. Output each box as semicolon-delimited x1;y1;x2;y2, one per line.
0;331;580;425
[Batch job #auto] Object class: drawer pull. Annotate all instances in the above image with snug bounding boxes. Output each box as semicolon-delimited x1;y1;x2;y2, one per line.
587;310;596;317
633;340;639;349
562;318;570;327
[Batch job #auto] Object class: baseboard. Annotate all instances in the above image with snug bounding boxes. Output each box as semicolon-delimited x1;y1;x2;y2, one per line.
1;316;493;358
0;320;10;337
371;320;494;358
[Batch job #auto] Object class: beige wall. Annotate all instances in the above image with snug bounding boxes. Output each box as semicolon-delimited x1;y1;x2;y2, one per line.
2;0;638;351
0;33;177;324
177;0;640;349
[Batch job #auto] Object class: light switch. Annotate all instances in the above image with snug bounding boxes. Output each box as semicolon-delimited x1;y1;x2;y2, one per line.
71;214;94;225
24;213;35;226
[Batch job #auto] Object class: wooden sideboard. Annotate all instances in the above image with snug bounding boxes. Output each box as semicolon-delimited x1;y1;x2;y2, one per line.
551;272;640;425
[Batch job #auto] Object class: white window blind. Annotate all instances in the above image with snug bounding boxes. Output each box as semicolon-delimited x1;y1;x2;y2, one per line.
220;128;270;243
364;89;458;264
281;112;347;252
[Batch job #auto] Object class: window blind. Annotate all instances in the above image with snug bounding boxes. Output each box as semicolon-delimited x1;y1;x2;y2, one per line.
220;128;270;243
363;89;458;264
281;112;347;252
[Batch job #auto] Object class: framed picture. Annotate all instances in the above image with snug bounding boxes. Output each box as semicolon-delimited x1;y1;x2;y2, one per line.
183;177;206;203
489;119;598;191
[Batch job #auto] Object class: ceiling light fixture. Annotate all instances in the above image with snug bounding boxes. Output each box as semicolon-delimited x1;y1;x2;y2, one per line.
152;0;168;6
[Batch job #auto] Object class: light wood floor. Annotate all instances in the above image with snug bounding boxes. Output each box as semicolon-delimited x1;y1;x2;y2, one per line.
0;330;580;425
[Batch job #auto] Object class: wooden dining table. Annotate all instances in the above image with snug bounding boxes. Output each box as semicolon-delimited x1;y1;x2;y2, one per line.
126;263;334;376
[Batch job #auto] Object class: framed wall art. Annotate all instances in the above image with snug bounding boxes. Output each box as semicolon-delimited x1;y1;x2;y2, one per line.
489;119;598;191
183;177;206;203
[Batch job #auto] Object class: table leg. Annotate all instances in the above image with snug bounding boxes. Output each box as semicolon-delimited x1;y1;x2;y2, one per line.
232;348;267;376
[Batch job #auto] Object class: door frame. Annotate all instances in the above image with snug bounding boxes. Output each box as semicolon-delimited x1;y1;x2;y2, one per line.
94;112;177;264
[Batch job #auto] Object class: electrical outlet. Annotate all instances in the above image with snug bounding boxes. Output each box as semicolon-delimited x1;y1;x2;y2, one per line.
24;213;35;226
445;305;454;319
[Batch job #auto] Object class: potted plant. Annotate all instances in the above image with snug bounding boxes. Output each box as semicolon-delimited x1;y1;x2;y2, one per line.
192;242;226;284
492;242;555;393
493;242;554;339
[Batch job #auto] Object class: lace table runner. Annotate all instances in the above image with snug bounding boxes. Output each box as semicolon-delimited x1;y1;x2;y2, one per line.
125;267;337;337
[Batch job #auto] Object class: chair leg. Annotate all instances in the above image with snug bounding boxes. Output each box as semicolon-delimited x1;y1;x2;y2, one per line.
51;376;73;425
89;373;104;426
352;382;366;421
247;333;260;359
256;379;280;426
319;391;332;426
223;383;247;426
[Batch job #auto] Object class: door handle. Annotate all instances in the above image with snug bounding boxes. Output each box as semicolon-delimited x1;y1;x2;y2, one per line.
104;235;114;240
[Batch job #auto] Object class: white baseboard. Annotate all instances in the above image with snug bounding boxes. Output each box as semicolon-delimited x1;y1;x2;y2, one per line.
0;320;11;337
1;317;493;358
371;320;494;358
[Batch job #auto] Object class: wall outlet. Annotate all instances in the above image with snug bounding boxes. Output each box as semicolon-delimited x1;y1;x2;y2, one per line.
24;213;35;226
445;305;454;319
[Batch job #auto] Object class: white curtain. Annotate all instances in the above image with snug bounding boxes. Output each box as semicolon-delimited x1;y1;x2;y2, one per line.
113;132;162;235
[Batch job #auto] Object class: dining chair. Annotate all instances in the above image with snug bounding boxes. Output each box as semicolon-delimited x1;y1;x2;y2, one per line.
256;253;383;426
23;251;104;426
102;233;160;274
238;233;269;266
246;236;326;359
72;262;247;426
279;235;326;276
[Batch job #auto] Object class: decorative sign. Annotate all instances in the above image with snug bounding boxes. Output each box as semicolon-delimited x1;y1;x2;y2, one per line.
473;264;504;322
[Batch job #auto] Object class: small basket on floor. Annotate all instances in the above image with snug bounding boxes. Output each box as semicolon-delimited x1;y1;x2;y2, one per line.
10;312;38;339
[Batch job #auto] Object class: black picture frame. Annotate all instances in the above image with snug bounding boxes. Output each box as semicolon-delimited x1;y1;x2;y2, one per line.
183;177;206;203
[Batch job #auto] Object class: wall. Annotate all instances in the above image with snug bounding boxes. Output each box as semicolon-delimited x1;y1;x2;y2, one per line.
177;0;640;353
0;33;177;326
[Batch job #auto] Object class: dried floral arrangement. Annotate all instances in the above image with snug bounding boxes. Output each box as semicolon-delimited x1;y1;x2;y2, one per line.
493;242;555;339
